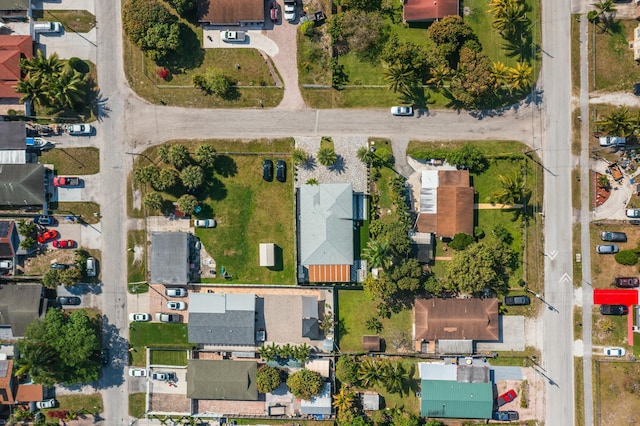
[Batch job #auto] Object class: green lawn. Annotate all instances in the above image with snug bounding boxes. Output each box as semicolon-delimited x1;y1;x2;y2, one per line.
129;393;146;418
33;10;96;33
338;290;412;353
129;323;193;366
593;20;640;91
51;202;100;224
127;230;147;291
54;393;103;414
149;349;188;366
40;147;100;175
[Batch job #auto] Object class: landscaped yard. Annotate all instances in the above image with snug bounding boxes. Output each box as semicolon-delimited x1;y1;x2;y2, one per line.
130;138;296;284
129;393;146;418
592;20;640;91
51;202;100;224
33;9;96;33
40;147;100;175
49;393;103;414
589;223;640;288
596;361;640;425
149;349;188;366
337;290;412;353
129;322;193;366
592;306;630;348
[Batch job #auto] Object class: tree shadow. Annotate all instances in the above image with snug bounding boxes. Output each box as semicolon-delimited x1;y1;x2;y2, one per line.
206;176;227;201
213;155;238;177
301;156;317;171
328;155;346;174
158;24;205;72
92;90;110;121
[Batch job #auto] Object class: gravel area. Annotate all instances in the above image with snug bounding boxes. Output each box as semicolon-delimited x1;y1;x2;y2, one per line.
294;136;368;193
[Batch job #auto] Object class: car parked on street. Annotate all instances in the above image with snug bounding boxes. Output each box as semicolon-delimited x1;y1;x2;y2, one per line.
263;159;273;181
165;287;187;297
596;244;618;254
57;296;81;306
53;176;80;187
37;230;58;243
86;257;97;277
167;301;186;310
390;106;413;116
496;389;517;407
614;277;640;288
276;159;286;182
600;231;627;242
194;219;216;228
626;209;640;218
600;304;629;315
129;368;147;377
155;313;181;322
129;313;151;322
492;411;519;421
35;399;57;409
504;295;531;306
52;239;75;249
604;347;626;357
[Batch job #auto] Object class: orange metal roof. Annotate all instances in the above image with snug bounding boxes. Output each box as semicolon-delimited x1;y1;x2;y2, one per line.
308;264;350;283
403;0;460;22
15;384;43;403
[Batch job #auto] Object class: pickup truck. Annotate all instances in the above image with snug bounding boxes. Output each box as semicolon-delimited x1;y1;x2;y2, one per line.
53;176;80;187
220;30;246;42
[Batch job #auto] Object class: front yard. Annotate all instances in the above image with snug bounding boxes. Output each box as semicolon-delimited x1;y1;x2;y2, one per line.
589;223;640;288
129;322;193;366
592;19;640;91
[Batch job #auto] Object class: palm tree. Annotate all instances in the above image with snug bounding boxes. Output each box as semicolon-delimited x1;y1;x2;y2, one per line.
332;387;356;413
598;107;633;137
292;148;308;165
293;343;311;363
507;61;533;92
356;146;376;165
384;62;415;94
492;172;530;205
317;146;337;167
427;64;450;90
380;361;409;395
49;69;86;111
358;358;383;388
592;0;617;30
491;0;529;40
280;343;294;360
363;239;392;270
20;50;63;80
491;62;510;89
16;78;46;108
258;342;280;362
15;342;58;385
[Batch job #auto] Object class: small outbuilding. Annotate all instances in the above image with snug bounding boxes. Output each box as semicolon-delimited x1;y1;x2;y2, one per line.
361;392;380;411
362;335;382;352
259;243;275;267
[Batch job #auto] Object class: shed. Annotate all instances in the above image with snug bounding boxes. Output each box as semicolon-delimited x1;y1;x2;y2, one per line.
259;243;275;267
361;392;380;411
362;335;382;352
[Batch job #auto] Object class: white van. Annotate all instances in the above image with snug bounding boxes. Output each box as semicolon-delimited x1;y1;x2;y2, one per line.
0;260;12;269
34;22;62;34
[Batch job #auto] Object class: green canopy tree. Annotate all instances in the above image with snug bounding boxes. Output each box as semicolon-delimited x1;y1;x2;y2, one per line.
195;144;217;168
180;165;204;190
168;144;190;168
155;168;179;191
492;172;530;205
332;387;356;413
143;192;163;211
287;369;323;400
384;62;415;94
176;194;198;214
597;107;633;137
256;365;282;394
335;356;359;385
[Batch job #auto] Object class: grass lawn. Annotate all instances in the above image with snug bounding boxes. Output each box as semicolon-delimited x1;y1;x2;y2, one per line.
337;290;412;353
589;224;640;288
54;393;103;414
129;393;146;418
593;20;640;91
127;230;147;290
149;349;188;366
123;35;282;108
40;147;100;175
33;10;96;33
596;361;640;425
132;139;295;284
51;202;100;224
490;347;539;366
574;357;584;426
232;421;329;425
129;323;193;366
592;306;630;348
476;208;524;285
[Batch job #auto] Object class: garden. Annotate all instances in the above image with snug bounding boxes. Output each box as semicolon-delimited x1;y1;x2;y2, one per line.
129;138;296;284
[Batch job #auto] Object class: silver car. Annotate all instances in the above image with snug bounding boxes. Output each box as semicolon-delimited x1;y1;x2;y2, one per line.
390;106;413;116
194;219;216;228
166;301;186;310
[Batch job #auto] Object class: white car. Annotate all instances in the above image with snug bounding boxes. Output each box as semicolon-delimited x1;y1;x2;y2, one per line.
165;287;187;297
129;368;147;377
604;347;626;357
284;4;296;21
167;301;186;310
152;371;175;381
390;106;413;116
68;124;93;135
194;219;216;228
35;399;57;409
220;30;246;42
129;313;151;322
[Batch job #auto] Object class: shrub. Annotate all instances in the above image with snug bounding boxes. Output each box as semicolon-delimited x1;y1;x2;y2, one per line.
287;369;323;400
122;0;182;61
299;20;315;37
256;365;282;394
615;250;638;266
336;356;359;385
156;67;169;80
68;57;89;74
448;233;474;250
193;69;235;98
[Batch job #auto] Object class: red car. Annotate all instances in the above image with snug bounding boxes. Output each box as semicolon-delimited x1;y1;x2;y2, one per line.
37;230;59;243
52;239;75;249
53;176;80;187
497;389;517;407
270;1;279;22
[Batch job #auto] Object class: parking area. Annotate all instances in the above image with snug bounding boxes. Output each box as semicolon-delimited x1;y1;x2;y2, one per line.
476;315;526;352
149;284;190;323
148;367;187;395
53;174;101;204
203;27;278;57
37;28;97;62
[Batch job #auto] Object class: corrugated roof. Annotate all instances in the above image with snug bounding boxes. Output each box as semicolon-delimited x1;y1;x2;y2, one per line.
403;0;460;22
308;264;351;282
188;293;255;345
420;380;493;418
414;298;499;341
418;363;457;381
197;0;265;25
150;232;189;285
300;382;332;415
299;183;354;266
186;359;257;400
0;163;45;206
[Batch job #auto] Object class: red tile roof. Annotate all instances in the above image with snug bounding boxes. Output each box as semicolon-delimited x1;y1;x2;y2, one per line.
0;50;21;81
0;360;15;405
15;384;43;403
403;0;460;22
0;35;32;59
0;35;32;99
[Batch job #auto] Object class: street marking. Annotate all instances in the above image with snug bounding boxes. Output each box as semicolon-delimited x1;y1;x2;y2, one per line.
559;273;572;283
547;250;558;260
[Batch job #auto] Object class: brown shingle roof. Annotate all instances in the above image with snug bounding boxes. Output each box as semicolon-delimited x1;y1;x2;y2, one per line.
362;335;381;352
403;0;459;22
414;298;499;341
197;0;265;25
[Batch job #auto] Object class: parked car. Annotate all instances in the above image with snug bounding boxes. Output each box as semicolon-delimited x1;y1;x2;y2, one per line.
634;82;640;96
165;287;187;297
600;304;629;315
630;219;640;225
86;257;97;277
34;22;62;33
496;389;517;407
390;106;413;116
596;244;618;254
34;215;53;226
614;277;640;288
284;3;296;21
57;296;81;306
0;260;12;269
35;399;57;409
276;159;286;182
50;262;69;270
52;239;75;249
129;368;147;377
270;1;279;22
37;230;58;243
604;347;626;357
194;219;216;228
599;136;626;147
626;209;640;218
53;176;80;187
492;411;519;421
152;372;175;381
155;313;181;322
129;313;151;322
166;301;186;310
220;30;246;42
263;159;273;181
68;124;93;135
504;295;531;306
600;231;627;242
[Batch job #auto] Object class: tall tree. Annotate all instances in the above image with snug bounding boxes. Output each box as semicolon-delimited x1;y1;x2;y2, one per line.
332;387;356;413
356;146;376;165
195;144;217;168
363;239;392;270
168;144;190;168
492;172;530;205
358;358;383;388
287;369;323;400
597;107;633;137
380;361;410;395
317;146;338;166
507;61;533;92
384;63;415;94
427;64;451;89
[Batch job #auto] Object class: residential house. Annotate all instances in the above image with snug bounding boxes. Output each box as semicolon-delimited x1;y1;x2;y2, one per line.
418;362;493;419
0;0;29;22
186;359;258;400
0;163;46;209
150;232;191;285
0;283;47;339
298;183;354;283
188;293;256;347
0;122;27;163
414;298;499;354
403;0;459;23
416;170;475;239
197;0;265;27
0;221;19;262
0;36;31;115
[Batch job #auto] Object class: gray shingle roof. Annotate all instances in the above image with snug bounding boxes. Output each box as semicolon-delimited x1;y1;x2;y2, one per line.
0;122;25;150
299;183;354;266
188;293;255;345
0;164;44;207
0;283;45;338
150;232;189;285
186;359;257;400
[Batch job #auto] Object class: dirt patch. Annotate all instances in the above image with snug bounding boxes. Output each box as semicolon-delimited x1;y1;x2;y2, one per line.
23;250;77;275
589;223;640;288
596;361;640;425
594;172;611;207
495;370;545;421
132;188;142;210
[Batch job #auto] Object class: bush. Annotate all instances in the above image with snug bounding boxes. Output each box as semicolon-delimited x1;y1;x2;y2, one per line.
299;20;315;37
68;57;89;74
122;0;182;61
256;365;282;394
615;250;638;266
287;369;323;400
448;233;474;250
193;69;235;98
336;356;359;385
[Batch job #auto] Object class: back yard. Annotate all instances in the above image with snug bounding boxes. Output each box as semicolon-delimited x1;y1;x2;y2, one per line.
596;361;640;425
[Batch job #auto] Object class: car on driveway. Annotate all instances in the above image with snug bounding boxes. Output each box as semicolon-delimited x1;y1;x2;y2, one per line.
504;295;531;306
600;304;629;315
37;230;58;243
52;239;75;249
276;159;286;182
614;277;640;288
492;411;519;421
156;312;181;322
129;313;151;322
152;371;175;381
86;257;97;277
390;106;413;116
129;368;147;377
57;296;81;306
34;215;53;226
596;244;618;254
496;389;517;407
35;399;57;409
284;3;296;21
50;262;69;270
220;30;246;42
194;219;216;228
604;347;626;357
165;287;187;297
68;124;93;135
270;1;279;21
53;176;80;187
600;231;627;242
167;301;186;310
626;209;640;218
263;159;273;181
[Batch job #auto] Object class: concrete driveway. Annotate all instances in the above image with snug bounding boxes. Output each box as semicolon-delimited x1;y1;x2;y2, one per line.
53;174;102;203
38;28;97;62
32;0;95;15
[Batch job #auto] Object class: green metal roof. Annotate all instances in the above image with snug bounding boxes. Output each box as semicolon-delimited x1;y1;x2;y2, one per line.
421;380;493;419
